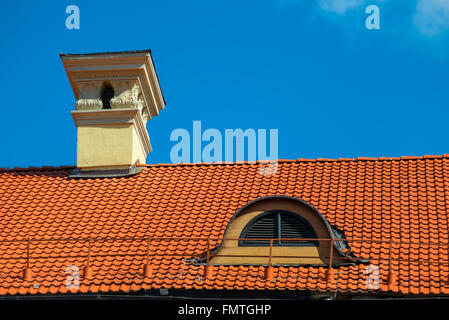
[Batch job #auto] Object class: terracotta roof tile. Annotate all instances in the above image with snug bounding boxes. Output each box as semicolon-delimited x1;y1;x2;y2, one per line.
0;157;449;296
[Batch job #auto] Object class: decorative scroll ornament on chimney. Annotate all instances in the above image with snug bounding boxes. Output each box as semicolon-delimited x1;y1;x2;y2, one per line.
60;50;165;177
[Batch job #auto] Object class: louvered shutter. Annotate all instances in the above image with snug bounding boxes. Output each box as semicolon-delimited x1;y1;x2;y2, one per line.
239;211;318;247
242;213;277;246
280;214;316;245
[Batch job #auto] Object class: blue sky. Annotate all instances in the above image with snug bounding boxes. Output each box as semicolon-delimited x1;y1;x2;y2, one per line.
0;0;448;168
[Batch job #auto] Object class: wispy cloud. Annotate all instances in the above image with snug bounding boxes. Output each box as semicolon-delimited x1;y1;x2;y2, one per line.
318;0;364;14
413;0;449;36
277;0;449;39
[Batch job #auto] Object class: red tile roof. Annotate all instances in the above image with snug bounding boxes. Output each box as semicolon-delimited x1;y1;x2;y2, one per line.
1;155;449;296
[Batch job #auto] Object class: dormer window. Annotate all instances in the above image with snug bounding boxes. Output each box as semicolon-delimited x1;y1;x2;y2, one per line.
239;210;318;247
201;195;362;267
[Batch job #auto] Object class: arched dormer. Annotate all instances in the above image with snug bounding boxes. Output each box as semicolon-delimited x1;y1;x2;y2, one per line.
204;195;364;266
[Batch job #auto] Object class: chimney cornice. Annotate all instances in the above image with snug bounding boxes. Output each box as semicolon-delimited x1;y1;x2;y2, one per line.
60;50;165;120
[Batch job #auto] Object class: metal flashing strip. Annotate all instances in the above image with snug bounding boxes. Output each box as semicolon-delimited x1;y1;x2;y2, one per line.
69;166;143;179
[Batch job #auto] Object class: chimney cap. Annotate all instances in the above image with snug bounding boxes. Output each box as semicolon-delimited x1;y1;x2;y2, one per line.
59;49;152;57
60;49;165;119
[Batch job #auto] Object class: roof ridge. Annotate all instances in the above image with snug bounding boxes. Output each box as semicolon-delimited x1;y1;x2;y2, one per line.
0;165;76;172
1;154;448;172
137;154;449;168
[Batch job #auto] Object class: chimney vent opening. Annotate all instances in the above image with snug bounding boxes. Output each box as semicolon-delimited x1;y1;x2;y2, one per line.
101;82;114;109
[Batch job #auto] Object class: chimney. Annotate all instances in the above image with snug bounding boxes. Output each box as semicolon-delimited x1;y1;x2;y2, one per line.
60;50;165;175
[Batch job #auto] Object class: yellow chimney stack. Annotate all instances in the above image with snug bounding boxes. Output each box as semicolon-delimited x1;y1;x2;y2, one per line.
60;50;165;176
